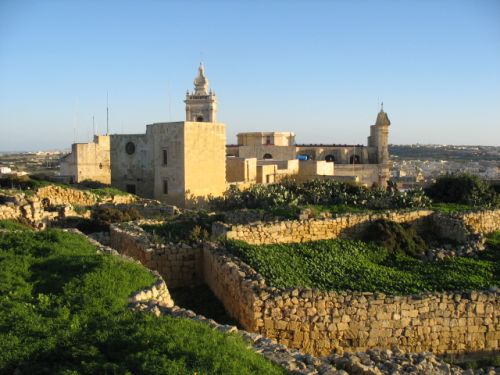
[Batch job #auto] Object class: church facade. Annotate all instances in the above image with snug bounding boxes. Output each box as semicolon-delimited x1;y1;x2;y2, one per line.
60;64;392;206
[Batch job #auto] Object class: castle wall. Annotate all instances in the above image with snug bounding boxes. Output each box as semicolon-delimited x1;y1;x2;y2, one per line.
60;135;111;184
183;122;226;207
148;122;186;206
110;133;154;198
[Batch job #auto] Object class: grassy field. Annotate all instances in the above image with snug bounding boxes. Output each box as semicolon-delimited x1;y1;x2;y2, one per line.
225;233;500;295
0;222;285;374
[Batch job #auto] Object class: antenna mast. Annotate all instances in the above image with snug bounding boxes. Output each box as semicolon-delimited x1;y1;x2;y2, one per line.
92;115;95;136
106;92;109;135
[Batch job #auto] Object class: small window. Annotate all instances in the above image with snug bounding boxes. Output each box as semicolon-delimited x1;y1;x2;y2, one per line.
263;153;273;160
163;179;168;194
325;154;335;162
196;115;204;122
350;155;361;164
125;142;135;155
265;136;272;145
126;184;136;194
162;149;168;166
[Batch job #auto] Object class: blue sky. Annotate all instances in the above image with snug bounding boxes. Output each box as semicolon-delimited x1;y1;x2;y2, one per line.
0;0;499;151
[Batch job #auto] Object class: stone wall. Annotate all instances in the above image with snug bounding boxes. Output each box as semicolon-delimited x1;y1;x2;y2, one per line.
36;185;98;206
213;210;434;245
36;185;135;206
203;246;500;357
431;209;500;243
109;222;203;288
214;209;500;245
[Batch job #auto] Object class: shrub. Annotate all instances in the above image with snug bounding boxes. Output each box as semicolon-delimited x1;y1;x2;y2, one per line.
426;173;499;207
210;179;431;212
359;219;427;258
142;211;223;244
91;206;142;231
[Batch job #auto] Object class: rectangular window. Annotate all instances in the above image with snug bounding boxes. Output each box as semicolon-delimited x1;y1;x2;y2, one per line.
162;149;168;166
126;184;136;194
163;179;168;194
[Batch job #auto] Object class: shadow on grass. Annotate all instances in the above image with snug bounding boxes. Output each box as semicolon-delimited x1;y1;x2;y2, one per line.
30;255;99;295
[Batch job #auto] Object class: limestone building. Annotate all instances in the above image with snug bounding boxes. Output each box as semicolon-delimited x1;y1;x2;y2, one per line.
226;106;391;187
60;64;393;206
60;64;226;207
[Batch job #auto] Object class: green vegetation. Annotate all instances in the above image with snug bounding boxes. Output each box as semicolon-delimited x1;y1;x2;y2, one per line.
426;173;499;208
0;175;130;199
225;235;500;295
431;202;477;214
0;224;285;374
359;220;427;258
444;354;500;370
89;186;131;197
210;179;431;212
0;219;31;231
142;211;223;244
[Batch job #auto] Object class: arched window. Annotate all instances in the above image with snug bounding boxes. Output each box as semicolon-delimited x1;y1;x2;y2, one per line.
196;116;204;122
263;153;273;160
350;155;361;164
325;154;335;162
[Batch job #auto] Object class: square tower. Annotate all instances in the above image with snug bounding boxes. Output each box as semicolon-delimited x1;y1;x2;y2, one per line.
149;121;226;207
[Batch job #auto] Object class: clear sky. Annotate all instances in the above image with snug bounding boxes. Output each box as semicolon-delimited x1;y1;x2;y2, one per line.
0;0;499;151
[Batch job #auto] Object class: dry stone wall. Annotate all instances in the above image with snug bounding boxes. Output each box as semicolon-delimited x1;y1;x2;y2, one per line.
109;221;203;288
36;185;136;206
432;210;500;243
108;211;500;359
213;210;434;245
213;209;500;245
203;246;500;357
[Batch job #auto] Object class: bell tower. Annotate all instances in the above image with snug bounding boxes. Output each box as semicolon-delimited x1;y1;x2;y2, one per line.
184;63;217;122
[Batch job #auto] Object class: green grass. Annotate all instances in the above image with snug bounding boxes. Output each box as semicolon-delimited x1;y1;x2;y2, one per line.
89;186;130;197
0;219;31;231
0;226;285;374
225;233;500;295
431;203;478;214
444;354;500;370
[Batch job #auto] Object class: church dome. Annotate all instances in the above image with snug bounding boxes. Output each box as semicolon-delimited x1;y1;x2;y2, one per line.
194;63;209;94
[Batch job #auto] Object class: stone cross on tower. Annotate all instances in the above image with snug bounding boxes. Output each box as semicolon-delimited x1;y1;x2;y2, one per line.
185;63;217;122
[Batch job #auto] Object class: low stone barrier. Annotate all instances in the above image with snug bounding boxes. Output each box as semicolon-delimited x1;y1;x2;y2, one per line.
432;210;500;243
110;221;203;288
203;245;500;357
213;210;434;245
213;209;500;245
109;215;500;359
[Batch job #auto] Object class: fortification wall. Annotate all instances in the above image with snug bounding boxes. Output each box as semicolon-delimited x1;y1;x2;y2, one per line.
109;222;203;288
